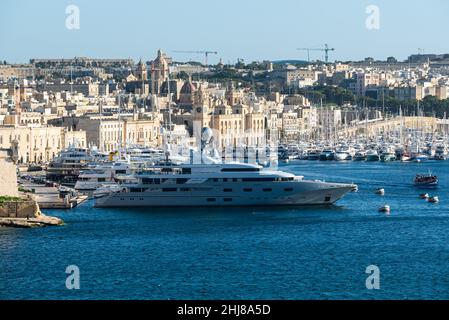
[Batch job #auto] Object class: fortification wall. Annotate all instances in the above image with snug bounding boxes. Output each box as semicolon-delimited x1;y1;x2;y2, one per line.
0;149;19;197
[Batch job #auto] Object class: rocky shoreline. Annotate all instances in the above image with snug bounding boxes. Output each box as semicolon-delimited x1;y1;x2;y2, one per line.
0;197;64;229
0;214;64;228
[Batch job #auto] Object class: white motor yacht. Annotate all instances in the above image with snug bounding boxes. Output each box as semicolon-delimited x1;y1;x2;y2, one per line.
95;162;357;208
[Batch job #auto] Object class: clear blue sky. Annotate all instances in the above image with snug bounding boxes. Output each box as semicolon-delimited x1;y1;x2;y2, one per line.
1;0;448;64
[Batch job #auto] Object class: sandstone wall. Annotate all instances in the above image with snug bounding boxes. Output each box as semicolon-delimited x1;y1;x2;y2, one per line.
0;150;19;197
0;200;40;218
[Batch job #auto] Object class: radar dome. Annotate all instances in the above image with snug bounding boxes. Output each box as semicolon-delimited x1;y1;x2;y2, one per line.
201;127;213;144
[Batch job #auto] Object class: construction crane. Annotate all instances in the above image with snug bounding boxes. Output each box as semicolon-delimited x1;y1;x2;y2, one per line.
173;50;218;66
297;44;335;63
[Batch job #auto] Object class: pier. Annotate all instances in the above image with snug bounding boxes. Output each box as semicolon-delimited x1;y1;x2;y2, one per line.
19;180;88;209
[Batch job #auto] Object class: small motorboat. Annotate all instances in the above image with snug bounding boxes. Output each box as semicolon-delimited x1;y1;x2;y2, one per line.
379;205;391;214
414;173;438;187
419;193;430;199
380;152;396;162
319;149;335;161
401;154;412;162
353;151;366;161
413;154;429;163
366;150;380;162
93;184;121;199
428;196;439;203
375;188;385;196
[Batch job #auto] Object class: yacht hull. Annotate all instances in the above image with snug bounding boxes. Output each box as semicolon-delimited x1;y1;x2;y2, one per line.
94;182;355;208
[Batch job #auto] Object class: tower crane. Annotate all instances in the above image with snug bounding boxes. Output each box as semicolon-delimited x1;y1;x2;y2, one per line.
173;50;218;66
297;44;335;63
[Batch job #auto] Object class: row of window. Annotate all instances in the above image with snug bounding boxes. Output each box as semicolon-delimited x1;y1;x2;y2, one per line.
139;177;294;184
127;187;295;193
211;177;294;182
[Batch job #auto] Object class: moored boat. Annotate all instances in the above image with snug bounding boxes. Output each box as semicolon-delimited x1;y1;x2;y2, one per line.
413;173;438;187
95;162;357;208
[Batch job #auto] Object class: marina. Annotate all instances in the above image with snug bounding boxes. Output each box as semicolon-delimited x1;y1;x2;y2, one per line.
1;160;448;299
2;0;449;307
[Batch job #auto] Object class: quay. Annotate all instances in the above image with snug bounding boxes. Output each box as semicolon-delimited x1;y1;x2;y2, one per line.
19;182;88;209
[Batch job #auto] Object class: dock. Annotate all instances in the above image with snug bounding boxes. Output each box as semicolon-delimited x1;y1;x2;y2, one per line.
19;182;88;209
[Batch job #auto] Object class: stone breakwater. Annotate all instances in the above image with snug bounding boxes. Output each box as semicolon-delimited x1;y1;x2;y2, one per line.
0;199;64;228
0;215;64;228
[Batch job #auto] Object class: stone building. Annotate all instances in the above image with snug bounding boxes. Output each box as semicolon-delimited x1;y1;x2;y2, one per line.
0;126;86;163
49;113;162;152
150;50;169;95
125;59;150;95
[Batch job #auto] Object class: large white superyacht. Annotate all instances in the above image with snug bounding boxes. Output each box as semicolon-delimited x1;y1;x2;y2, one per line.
94;161;357;208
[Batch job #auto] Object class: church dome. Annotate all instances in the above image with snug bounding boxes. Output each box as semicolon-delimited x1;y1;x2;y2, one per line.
180;80;197;94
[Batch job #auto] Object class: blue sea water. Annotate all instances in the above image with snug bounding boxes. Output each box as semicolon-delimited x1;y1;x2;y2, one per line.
1;161;449;300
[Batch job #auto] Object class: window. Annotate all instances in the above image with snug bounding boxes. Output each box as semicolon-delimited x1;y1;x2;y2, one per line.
243;178;276;182
243;188;252;192
224;198;233;202
263;188;272;192
176;178;188;184
180;188;191;192
284;188;293;192
207;198;216;202
182;168;191;174
221;168;260;172
224;188;232;192
98;178;106;182
162;188;177;192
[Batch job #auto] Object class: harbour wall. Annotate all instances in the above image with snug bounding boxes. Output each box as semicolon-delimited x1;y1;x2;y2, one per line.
0;200;40;218
0;149;19;197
